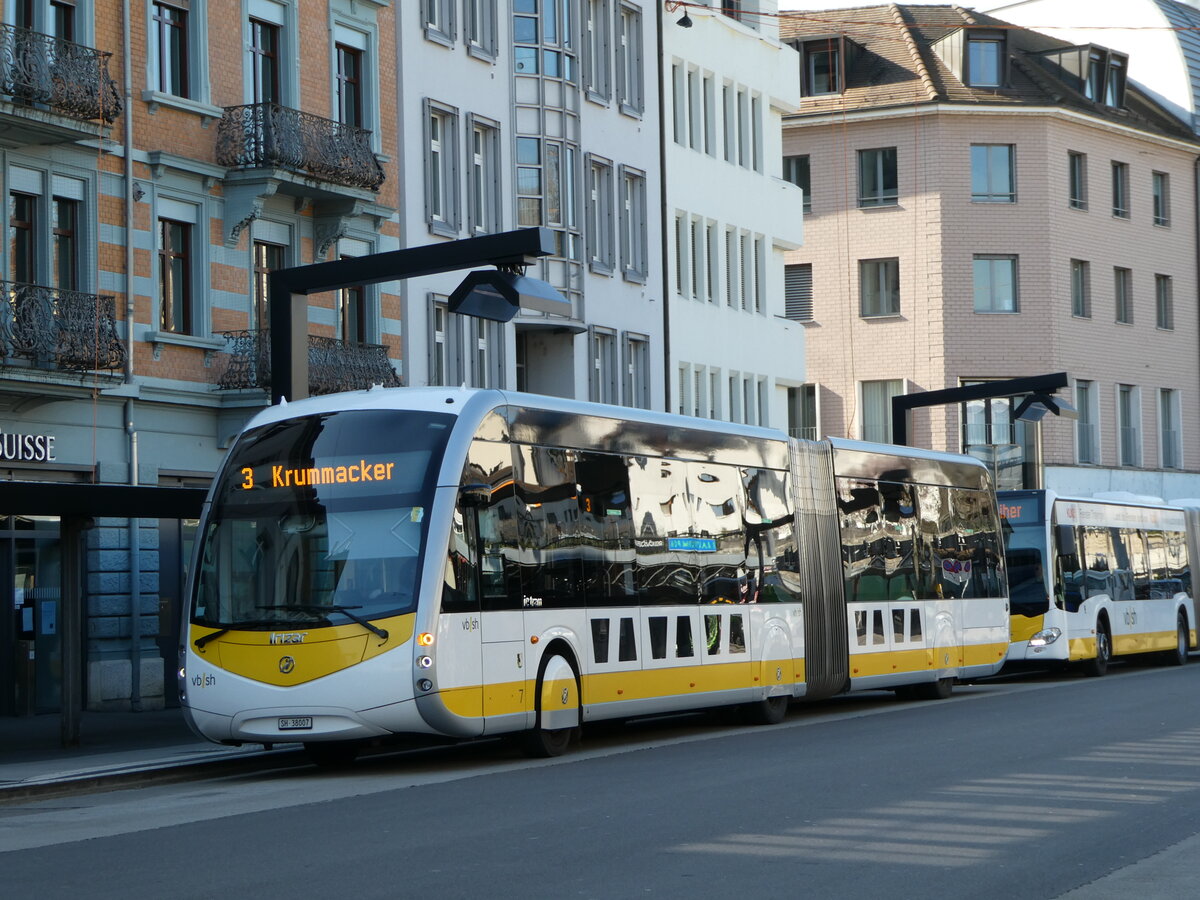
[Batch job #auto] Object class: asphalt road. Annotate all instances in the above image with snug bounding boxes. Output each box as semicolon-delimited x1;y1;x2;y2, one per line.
3;664;1199;899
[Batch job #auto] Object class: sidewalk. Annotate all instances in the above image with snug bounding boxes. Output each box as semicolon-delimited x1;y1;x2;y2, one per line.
0;708;303;801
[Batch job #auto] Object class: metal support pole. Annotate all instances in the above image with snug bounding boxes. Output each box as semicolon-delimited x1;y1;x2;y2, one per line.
268;227;557;404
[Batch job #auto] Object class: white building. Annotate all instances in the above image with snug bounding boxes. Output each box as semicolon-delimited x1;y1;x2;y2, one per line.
663;1;806;429
396;2;664;408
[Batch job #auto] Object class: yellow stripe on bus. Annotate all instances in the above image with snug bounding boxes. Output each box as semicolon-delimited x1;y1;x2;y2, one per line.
189;614;416;686
1010;614;1045;644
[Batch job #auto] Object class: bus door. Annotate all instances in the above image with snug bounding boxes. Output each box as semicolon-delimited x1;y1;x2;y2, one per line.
462;440;528;732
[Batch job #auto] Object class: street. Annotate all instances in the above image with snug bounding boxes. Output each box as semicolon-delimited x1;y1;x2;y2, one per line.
3;663;1199;899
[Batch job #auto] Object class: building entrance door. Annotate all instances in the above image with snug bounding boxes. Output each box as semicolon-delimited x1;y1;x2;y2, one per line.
0;516;63;715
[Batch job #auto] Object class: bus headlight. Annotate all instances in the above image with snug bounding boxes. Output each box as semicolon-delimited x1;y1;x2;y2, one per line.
417;655;433;669
1028;628;1062;648
417;679;433;692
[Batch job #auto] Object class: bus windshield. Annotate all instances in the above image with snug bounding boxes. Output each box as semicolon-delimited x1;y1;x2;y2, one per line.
191;409;454;630
1003;521;1048;617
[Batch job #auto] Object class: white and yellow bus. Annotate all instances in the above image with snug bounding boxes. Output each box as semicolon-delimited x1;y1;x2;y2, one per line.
181;388;1009;763
1000;490;1197;674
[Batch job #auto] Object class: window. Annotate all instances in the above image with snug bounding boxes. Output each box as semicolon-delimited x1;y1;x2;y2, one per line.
590;326;618;404
152;0;189;97
858;147;897;208
1111;161;1129;218
860;258;898;317
973;255;1017;313
334;43;362;127
1114;267;1132;324
249;17;281;105
430;298;462;386
971;145;1014;202
623;332;650;409
725;227;736;306
798;38;841;96
465;0;498;59
706;223;718;303
1118;384;1141;467
723;0;743;23
737;88;749;168
159;219;192;334
1160;389;1181;469
966;31;1004;87
722;83;735;163
783;155;811;213
338;282;366;344
52;197;78;291
1086;49;1105;102
583;0;610;101
425;101;460;236
9;193;35;284
468;117;501;235
253;239;285;328
1104;53;1127;107
789;384;818;440
615;3;643;116
1070;259;1090;318
1152;172;1170;226
423;0;455;45
619;166;647;282
1068;152;1087;209
586;156;614;273
1155;274;1173;330
1076;379;1098;464
51;0;76;39
703;75;716;156
785;263;813;322
862;379;903;443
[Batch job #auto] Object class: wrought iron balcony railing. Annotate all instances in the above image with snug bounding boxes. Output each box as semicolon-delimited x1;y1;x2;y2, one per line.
216;103;385;191
1;281;125;372
0;23;121;122
215;329;401;395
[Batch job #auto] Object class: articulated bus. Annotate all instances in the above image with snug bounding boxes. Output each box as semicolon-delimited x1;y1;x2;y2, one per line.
1000;490;1197;674
181;388;1009;763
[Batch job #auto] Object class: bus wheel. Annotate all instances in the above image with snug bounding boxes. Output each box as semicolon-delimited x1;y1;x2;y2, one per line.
1164;613;1189;667
1082;621;1111;677
305;741;359;768
917;677;954;700
744;694;789;725
522;652;580;759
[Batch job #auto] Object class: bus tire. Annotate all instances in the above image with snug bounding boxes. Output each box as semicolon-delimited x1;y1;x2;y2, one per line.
305;741;359;768
1082;620;1111;677
917;677;954;700
522;652;580;759
1164;612;1189;667
744;694;789;725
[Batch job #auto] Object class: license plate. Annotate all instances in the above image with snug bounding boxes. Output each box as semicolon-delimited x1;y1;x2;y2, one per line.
278;716;313;730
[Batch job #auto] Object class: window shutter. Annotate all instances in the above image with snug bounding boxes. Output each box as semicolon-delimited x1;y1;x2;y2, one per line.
785;263;813;321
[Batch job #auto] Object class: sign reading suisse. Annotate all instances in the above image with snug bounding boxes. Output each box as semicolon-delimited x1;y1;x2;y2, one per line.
0;430;57;463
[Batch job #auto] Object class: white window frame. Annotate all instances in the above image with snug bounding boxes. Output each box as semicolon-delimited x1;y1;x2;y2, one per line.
423;0;456;47
970;144;1015;203
1114;266;1132;325
464;0;498;61
429;295;464;387
857;146;898;208
1155;273;1173;330
615;1;644;117
583;0;611;102
425;99;461;237
590;326;619;404
973;254;1018;313
331;22;379;144
1111;160;1130;219
467;114;501;236
1117;384;1141;468
1068;151;1087;210
1075;378;1099;464
619;165;647;283
587;154;616;274
1152;171;1170;227
861;379;904;443
1160;388;1182;469
622;331;650;409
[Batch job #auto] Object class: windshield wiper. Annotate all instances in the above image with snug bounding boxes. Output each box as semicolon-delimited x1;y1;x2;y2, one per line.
194;618;300;649
289;604;389;642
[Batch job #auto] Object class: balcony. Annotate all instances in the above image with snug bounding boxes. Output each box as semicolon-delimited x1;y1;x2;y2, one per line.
216;103;384;192
0;24;120;145
1;282;125;373
213;330;401;396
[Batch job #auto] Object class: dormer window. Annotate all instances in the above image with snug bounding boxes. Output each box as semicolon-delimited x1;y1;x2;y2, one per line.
1037;45;1128;108
966;30;1005;88
793;36;845;96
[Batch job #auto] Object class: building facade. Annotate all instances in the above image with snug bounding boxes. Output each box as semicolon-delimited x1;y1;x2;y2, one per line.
663;0;806;430
780;4;1200;498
